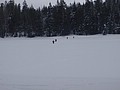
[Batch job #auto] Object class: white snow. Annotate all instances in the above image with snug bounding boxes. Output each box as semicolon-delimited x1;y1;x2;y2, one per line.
0;35;120;90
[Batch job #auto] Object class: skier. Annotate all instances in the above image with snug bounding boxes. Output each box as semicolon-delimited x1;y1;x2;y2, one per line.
52;40;55;44
55;39;57;42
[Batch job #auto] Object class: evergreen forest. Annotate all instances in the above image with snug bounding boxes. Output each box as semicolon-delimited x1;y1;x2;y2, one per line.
0;0;120;38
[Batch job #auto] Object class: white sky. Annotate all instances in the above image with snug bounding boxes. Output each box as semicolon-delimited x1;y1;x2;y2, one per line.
0;0;85;8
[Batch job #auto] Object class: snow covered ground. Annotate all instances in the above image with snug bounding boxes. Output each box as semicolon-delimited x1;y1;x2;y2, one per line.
0;35;120;90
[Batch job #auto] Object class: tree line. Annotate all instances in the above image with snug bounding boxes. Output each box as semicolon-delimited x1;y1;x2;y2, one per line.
0;0;120;38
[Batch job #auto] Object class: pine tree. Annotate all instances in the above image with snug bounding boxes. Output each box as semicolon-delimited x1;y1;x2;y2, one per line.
70;2;77;34
22;0;29;37
35;8;43;36
44;3;55;36
0;3;5;38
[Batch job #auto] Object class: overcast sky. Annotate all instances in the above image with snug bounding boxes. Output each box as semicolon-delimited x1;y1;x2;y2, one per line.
0;0;85;8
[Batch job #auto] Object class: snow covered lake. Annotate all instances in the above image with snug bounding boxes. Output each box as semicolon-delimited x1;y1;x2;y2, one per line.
0;35;120;90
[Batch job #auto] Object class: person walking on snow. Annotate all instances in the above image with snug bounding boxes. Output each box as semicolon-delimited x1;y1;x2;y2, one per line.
52;40;55;44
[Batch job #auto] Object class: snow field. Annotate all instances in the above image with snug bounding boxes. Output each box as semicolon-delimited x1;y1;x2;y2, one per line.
0;35;120;90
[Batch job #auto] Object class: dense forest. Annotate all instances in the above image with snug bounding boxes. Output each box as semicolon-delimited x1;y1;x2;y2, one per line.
0;0;120;38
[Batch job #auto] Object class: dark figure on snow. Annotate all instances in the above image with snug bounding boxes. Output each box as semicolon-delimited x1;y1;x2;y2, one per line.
66;37;68;39
55;39;57;42
73;36;74;38
52;40;55;44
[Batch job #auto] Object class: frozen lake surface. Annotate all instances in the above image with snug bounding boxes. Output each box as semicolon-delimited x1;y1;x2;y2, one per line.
0;35;120;90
